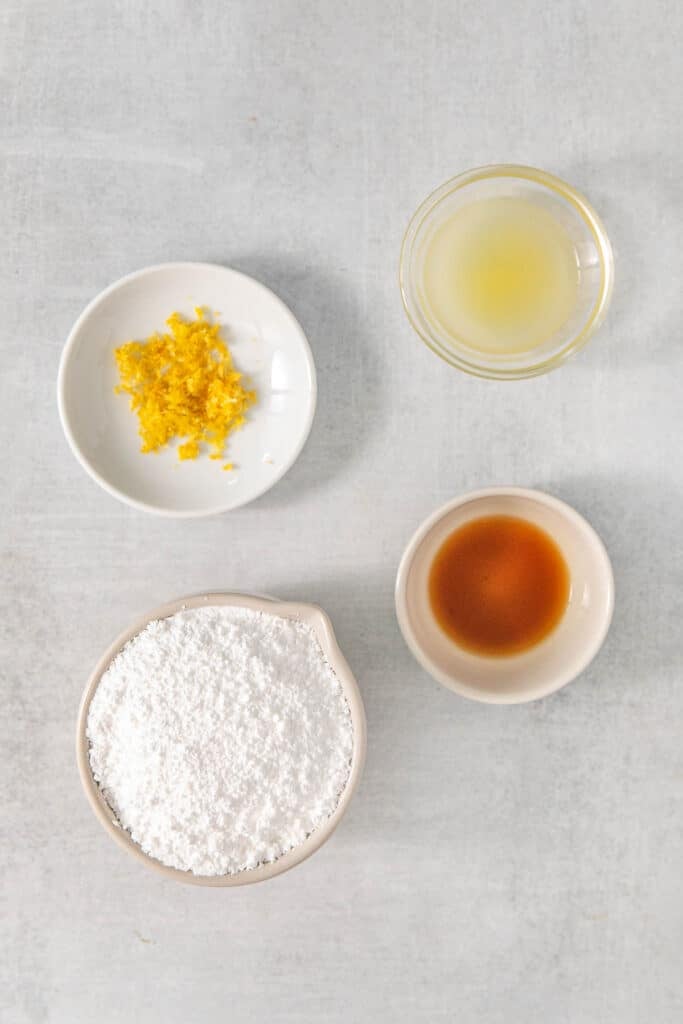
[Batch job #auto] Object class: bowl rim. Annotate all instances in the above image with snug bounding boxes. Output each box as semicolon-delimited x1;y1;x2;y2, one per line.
57;261;318;518
76;591;366;886
399;164;615;380
395;487;615;704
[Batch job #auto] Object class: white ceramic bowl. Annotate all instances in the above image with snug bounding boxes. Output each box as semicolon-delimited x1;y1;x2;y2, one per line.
58;263;317;516
395;488;614;704
76;593;366;886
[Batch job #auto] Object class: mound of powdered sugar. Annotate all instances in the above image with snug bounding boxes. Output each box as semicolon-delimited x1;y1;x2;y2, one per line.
86;606;354;876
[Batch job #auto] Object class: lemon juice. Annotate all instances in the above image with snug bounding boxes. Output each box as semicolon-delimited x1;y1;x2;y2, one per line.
421;196;580;355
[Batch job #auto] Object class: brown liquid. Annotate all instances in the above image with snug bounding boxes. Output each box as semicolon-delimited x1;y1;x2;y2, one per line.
429;515;570;656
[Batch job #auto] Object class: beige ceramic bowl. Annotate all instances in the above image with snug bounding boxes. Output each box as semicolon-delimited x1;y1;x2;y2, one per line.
395;488;614;704
76;592;366;886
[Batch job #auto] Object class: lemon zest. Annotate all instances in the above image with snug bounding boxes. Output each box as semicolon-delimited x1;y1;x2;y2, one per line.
114;309;256;469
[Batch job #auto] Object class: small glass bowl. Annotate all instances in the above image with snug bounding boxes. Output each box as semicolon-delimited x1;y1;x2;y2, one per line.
399;165;614;380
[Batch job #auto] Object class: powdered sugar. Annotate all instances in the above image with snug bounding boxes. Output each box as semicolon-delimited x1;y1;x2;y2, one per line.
86;606;354;876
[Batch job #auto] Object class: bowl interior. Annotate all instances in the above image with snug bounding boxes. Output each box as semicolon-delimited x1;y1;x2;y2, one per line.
76;593;366;886
396;491;614;703
58;264;316;515
400;166;613;378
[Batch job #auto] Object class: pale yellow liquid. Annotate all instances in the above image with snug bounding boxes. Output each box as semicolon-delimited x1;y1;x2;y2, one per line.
421;197;580;355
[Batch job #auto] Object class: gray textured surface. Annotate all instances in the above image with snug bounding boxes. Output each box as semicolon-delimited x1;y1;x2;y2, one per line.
2;1;682;1022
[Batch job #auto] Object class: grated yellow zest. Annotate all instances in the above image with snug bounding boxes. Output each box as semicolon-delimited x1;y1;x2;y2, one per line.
114;309;256;470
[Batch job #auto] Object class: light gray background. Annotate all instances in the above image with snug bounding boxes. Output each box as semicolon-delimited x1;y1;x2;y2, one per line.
2;2;681;1022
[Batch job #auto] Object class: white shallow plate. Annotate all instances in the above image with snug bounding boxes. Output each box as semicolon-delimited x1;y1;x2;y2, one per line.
57;262;317;516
